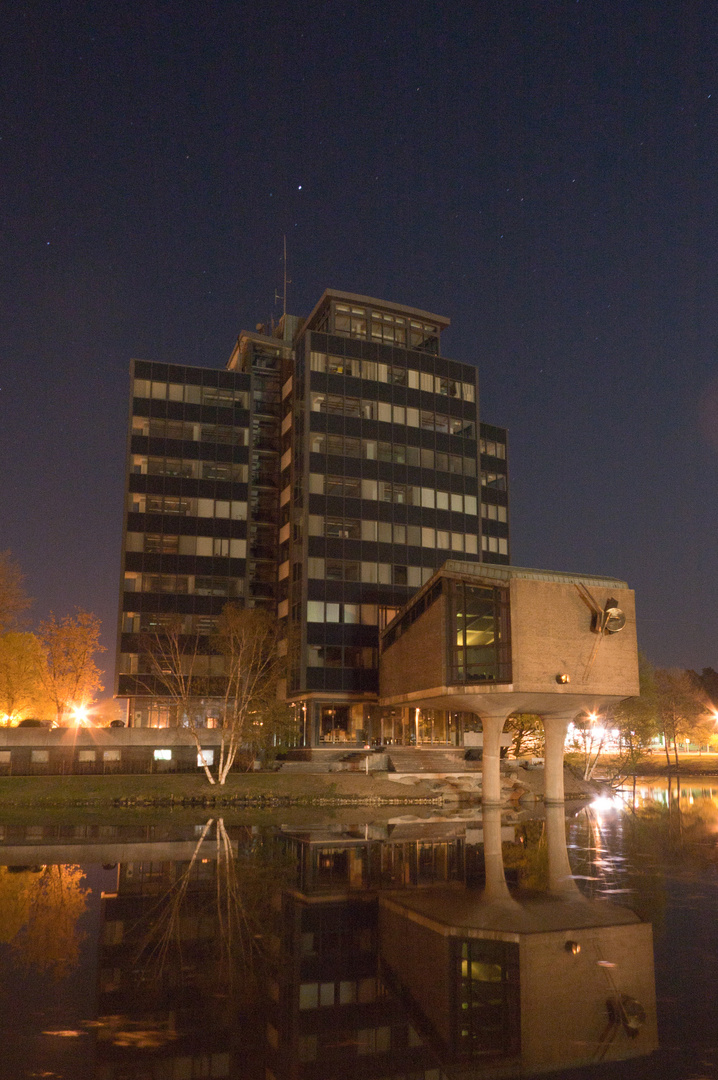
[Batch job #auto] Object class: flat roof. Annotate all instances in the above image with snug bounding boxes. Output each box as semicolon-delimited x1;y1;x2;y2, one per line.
441;561;628;588
303;289;451;333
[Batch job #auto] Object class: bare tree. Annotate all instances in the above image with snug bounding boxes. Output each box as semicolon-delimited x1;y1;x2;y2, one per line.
139;605;285;785
0;551;31;635
36;609;105;723
138;615;216;782
210;605;285;784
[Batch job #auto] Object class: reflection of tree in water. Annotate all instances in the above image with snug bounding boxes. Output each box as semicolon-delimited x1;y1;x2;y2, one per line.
501;819;550;892
0;864;90;980
134;819;293;997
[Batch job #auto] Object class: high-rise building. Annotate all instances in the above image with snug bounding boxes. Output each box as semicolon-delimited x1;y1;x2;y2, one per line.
116;290;509;742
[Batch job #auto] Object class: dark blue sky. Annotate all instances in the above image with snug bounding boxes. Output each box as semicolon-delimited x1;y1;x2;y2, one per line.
2;0;717;681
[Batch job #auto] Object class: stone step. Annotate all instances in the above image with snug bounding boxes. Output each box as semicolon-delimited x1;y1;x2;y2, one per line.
279;760;337;773
387;749;483;774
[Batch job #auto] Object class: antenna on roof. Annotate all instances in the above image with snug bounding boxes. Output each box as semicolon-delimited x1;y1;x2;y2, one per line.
274;236;291;320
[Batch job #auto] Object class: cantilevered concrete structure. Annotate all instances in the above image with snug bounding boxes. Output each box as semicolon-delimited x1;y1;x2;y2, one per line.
379;562;639;804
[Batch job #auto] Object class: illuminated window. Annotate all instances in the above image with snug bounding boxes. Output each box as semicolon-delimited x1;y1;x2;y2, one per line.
154;749;172;761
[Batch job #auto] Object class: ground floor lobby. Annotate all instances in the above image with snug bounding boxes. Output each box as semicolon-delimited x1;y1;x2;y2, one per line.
293;701;485;748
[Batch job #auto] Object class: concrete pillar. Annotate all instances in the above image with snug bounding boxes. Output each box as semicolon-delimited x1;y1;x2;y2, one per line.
541;712;575;804
480;712;512;805
544;802;583;899
481;804;514;902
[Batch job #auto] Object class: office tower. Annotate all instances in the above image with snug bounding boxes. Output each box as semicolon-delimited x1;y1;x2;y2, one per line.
116;290;509;741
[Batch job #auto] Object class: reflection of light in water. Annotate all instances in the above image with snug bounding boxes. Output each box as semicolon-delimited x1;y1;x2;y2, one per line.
42;1030;85;1037
591;794;629;815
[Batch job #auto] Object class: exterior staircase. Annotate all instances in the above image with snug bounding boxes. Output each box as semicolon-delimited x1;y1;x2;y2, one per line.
387;748;483;774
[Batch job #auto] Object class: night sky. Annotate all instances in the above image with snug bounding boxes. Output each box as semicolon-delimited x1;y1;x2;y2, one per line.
2;0;717;686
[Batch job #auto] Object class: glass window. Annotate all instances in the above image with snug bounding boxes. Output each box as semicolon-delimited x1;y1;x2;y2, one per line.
78;750;96;763
422;527;435;548
154;749;172;761
307;601;324;621
361;519;378;540
104;750;121;762
299;983;319;1010
31;750;49;764
198;749;215;767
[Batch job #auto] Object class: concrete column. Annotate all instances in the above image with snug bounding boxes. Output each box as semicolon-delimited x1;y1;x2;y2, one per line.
480;712;511;805
481;804;514;902
541;712;575;804
544;802;583;899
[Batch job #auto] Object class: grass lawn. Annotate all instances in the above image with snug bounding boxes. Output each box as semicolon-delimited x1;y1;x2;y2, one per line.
0;770;440;808
564;752;718;777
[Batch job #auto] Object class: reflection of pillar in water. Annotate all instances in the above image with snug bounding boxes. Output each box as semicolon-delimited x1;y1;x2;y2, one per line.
481;804;515;902
545;802;583;899
541;712;575;804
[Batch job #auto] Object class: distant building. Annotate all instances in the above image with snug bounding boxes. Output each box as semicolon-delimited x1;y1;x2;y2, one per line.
115;290;509;741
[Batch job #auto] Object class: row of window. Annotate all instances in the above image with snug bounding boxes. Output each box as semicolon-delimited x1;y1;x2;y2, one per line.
131;417;249;445
310;393;475;437
131;456;249;482
306;560;438;585
479;437;507;459
332;301;439;351
481;503;508;523
126;533;247;558
307;514;480;549
123;613;219;634
305;601;404;624
3;748;218;766
119;653;225;676
123;573;243;596
306;645;377;669
133;379;249;408
299;976;380;1009
310;350;474;400
309;432;477;476
481;471;507;491
129;496;248;519
309;474;478;514
483;535;509;555
308;521;479;556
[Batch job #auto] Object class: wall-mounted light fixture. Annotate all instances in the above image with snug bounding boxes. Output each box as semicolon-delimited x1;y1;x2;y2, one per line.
556;673;570;684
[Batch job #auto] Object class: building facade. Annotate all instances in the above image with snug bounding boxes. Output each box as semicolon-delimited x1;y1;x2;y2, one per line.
115;290;509;742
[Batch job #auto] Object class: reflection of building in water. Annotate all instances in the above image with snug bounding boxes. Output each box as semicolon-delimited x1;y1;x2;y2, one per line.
265;891;446;1080
269;809;657;1079
380;888;657;1073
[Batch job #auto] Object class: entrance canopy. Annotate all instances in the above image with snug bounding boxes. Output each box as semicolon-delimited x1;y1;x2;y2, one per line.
379;561;639;721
